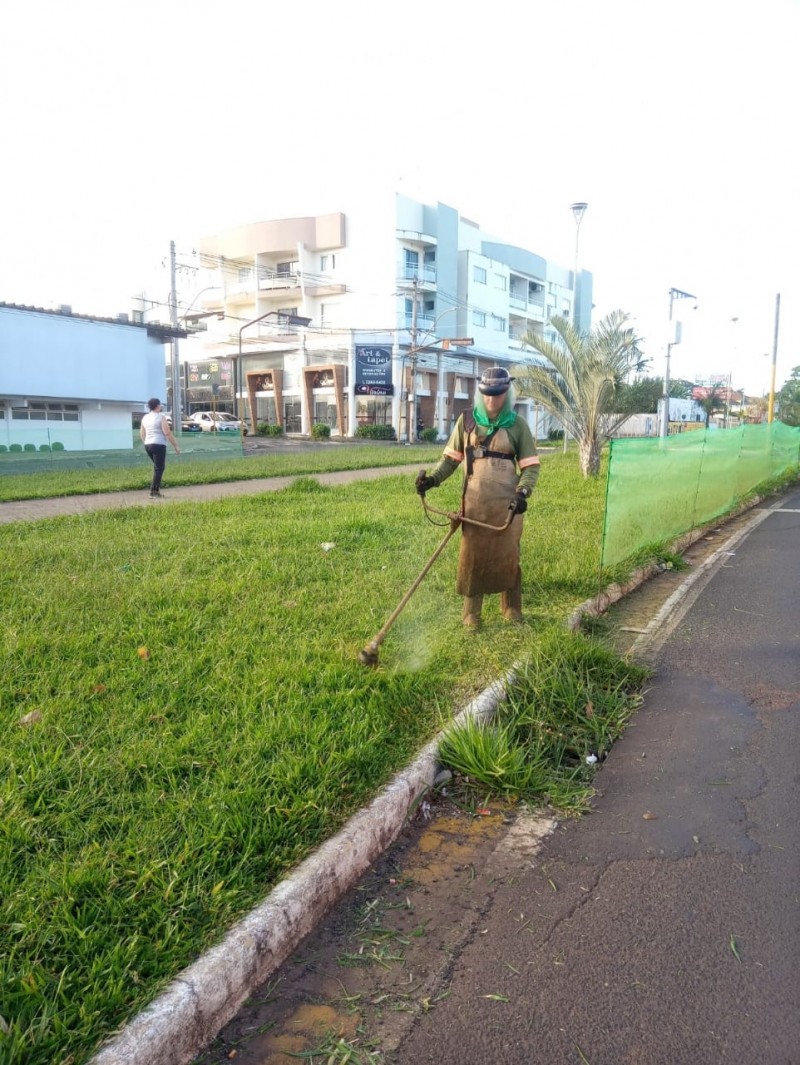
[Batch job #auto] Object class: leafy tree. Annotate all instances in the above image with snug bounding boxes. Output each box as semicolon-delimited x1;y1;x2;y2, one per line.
777;366;800;426
515;311;645;477
614;376;689;414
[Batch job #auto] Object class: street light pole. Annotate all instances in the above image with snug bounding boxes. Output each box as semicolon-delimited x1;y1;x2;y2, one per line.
660;287;696;438
564;203;588;454
237;310;312;428
569;203;588;330
767;292;781;423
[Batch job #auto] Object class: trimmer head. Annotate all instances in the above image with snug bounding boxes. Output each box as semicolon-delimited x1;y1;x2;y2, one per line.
358;644;380;667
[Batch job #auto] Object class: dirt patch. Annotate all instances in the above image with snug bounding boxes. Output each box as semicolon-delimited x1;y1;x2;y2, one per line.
195;799;557;1064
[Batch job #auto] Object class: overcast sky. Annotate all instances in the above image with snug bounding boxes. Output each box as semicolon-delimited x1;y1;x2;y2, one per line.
1;0;798;395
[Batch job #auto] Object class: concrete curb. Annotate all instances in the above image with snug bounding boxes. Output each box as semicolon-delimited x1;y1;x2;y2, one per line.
89;676;514;1065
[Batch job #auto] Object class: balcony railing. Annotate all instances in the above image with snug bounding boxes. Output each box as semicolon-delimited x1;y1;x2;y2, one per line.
399;264;437;283
404;312;435;329
258;269;301;290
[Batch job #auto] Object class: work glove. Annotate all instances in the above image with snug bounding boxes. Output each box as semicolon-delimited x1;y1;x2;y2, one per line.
415;470;436;496
509;491;528;515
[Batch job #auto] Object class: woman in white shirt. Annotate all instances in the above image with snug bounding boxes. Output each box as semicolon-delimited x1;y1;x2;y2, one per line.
139;398;180;498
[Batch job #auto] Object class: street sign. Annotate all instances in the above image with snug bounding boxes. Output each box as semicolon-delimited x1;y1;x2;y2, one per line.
442;338;474;349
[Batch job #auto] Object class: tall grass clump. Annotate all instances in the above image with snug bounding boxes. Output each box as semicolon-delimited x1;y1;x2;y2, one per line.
439;628;649;810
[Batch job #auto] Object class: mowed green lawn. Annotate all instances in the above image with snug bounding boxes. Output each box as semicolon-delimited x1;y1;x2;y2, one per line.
1;453;607;1064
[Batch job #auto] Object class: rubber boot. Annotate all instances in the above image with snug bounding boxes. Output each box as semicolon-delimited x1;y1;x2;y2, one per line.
501;572;523;623
462;595;483;629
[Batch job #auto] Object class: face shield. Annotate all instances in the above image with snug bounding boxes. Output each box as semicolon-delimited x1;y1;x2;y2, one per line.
475;384;516;419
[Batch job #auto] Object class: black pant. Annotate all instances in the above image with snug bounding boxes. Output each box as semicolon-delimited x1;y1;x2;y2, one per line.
144;443;167;493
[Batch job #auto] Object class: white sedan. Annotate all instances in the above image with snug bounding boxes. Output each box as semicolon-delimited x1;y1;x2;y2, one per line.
188;411;245;433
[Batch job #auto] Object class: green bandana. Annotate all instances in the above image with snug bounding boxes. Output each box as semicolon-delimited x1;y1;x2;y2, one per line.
472;405;517;430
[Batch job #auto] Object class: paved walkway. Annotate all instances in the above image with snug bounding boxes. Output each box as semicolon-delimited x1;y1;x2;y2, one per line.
0;465;425;524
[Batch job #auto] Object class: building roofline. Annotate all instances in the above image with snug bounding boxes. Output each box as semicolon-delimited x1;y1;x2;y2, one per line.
0;302;187;340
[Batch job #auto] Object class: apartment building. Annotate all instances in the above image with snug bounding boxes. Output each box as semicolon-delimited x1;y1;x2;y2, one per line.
179;192;591;440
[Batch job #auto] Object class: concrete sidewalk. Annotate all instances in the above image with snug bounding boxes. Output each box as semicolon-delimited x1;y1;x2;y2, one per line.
0;464;425;523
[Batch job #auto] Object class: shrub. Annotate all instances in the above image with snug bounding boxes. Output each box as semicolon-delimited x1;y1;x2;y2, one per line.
9;443;22;453
257;423;284;437
51;441;65;451
420;427;439;443
548;428;564;442
23;443;37;452
355;424;397;441
39;443;52;452
0;445;7;453
311;423;331;441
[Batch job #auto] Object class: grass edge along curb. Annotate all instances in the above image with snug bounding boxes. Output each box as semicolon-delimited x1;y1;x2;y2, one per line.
87;676;514;1065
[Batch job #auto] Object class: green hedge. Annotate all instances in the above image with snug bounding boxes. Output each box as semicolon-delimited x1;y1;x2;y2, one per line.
355;424;397;441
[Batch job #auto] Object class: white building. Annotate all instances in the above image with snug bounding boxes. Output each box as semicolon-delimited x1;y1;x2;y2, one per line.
0;303;183;451
167;192;591;441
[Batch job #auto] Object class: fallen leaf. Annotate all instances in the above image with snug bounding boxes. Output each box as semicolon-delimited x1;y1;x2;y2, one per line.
585;701;594;718
320;542;336;552
137;646;150;660
642;811;658;820
18;710;43;728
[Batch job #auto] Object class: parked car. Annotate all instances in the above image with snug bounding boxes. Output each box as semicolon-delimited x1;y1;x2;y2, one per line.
188;411;244;433
163;412;202;433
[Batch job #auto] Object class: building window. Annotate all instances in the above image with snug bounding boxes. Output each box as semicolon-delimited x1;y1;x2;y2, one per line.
494;274;507;290
131;309;144;324
491;315;507;331
320;255;328;271
424;249;436;264
423;299;434;314
403;248;419;280
473;266;487;284
12;402;80;422
238;267;251;282
472;310;486;327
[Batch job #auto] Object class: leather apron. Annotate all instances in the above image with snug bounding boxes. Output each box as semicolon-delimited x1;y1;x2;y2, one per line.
456;426;522;596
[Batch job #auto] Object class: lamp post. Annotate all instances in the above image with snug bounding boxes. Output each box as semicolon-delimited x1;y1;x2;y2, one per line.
562;203;588;454
660;287;696;438
767;293;781;423
569;202;588;330
237;310;311;425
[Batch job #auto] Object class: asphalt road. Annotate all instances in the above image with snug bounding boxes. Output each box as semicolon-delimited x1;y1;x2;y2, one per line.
390;486;800;1065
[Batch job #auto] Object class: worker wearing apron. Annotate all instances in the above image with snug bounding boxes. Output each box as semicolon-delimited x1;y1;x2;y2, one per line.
415;367;540;628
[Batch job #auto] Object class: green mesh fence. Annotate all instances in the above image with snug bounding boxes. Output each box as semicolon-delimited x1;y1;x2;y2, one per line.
602;422;800;568
0;429;245;474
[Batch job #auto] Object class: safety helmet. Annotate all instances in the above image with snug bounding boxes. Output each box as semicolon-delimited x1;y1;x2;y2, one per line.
478;366;514;396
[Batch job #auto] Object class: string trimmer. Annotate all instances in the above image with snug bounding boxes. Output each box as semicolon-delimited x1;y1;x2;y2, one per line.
358;475;514;666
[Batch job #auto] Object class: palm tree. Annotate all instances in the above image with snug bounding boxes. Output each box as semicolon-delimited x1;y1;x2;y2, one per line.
696;385;726;427
515;311;645;477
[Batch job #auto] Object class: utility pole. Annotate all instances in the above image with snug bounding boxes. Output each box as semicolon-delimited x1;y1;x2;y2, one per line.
169;240;182;427
660;287;696;438
408;277;419;443
767;293;781;423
